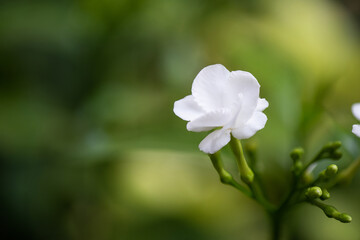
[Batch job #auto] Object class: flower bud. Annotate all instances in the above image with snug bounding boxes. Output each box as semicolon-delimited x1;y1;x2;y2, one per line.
325;164;338;178
306;186;322;200
290;148;304;162
320;188;330;200
318;170;326;179
301;171;314;186
323;141;341;151
322;205;339;218
329;141;342;149
337;213;352;223
331;150;342;160
315;141;342;162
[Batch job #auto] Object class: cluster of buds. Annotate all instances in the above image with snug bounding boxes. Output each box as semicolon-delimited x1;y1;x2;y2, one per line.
305;186;351;223
289;142;352;223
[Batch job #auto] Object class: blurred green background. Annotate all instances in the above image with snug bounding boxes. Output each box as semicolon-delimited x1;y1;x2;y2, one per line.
0;0;360;239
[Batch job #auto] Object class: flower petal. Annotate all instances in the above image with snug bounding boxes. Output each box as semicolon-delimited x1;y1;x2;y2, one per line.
191;64;231;111
256;98;269;112
228;70;260;100
353;124;360;137
173;95;205;121
199;129;231;154
187;109;232;132
352;103;360;121
232;111;267;139
228;71;261;125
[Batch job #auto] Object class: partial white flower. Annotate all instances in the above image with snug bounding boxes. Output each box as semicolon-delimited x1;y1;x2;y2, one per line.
352;103;360;137
173;64;268;154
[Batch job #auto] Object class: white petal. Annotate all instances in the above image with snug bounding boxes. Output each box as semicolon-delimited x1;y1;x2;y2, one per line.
228;71;261;125
173;95;205;121
353;124;360;137
256;98;269;112
199;129;231;154
232;112;267;139
187;109;232;132
228;70;260;99
191;64;231;111
352;103;360;121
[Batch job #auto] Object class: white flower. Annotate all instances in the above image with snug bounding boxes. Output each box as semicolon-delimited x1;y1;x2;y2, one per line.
352;103;360;137
173;64;268;154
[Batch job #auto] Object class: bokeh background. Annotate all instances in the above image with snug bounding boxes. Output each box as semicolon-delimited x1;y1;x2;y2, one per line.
1;0;360;239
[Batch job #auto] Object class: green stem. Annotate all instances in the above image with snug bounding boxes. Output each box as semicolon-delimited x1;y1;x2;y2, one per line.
229;136;276;212
270;211;282;240
270;167;304;239
208;152;252;198
279;172;299;208
229;136;254;185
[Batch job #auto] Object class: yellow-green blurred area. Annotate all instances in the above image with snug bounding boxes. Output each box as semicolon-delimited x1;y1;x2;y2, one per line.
1;0;360;239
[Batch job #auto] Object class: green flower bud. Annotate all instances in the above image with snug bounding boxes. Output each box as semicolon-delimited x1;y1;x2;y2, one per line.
314;141;342;162
330;141;342;149
290;148;304;162
301;172;314;186
337;213;352;223
320;188;330;200
331;150;342;160
323;141;341;151
306;186;322;200
325;164;338;178
322;205;339;218
317;164;338;183
318;170;326;179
